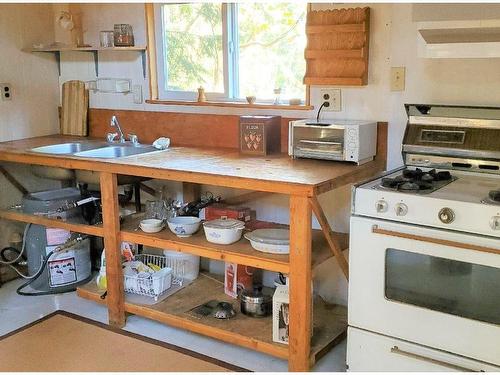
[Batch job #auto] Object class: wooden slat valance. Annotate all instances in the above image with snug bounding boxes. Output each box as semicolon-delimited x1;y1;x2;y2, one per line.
304;7;370;86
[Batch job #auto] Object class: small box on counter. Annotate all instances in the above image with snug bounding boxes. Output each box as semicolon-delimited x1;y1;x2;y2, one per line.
203;204;252;222
272;284;313;345
239;115;281;156
224;262;254;298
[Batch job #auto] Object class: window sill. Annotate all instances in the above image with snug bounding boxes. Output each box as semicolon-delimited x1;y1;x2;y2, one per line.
145;99;314;111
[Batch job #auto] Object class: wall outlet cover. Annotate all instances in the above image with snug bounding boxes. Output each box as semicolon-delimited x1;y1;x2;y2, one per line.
0;83;12;101
319;88;341;112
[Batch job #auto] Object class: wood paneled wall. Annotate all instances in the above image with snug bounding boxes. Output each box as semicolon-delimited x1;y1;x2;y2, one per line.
89;108;298;153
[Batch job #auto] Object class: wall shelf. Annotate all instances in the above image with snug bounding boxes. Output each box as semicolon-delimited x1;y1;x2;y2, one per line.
304;8;370;86
27;46;147;78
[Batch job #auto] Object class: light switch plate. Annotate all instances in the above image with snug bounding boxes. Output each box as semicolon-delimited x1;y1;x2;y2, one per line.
132;84;143;104
391;67;405;91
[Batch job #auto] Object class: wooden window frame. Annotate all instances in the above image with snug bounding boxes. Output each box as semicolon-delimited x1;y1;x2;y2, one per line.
144;3;312;110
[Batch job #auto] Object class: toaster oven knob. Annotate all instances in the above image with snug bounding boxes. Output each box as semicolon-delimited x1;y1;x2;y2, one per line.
438;207;455;224
490;216;500;230
376;200;388;213
395;203;408;216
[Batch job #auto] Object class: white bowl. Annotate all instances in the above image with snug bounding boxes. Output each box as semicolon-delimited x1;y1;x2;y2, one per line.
245;239;289;254
167;216;201;237
140;219;164;233
244;229;290;254
203;218;245;245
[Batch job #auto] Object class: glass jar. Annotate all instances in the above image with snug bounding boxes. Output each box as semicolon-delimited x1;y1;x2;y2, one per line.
113;24;135;47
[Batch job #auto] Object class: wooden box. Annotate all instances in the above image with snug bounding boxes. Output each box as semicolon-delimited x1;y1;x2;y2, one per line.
239;115;281;156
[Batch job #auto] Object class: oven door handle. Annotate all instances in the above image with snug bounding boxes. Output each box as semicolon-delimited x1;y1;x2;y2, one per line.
390;346;481;372
372;225;500;256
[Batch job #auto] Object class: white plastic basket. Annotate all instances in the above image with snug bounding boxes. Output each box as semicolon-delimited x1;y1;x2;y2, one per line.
123;254;187;301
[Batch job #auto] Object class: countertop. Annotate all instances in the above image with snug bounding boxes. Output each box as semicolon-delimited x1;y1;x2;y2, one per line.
0;135;386;196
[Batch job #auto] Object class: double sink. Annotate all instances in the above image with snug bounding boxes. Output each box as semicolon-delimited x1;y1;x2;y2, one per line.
30;141;158;159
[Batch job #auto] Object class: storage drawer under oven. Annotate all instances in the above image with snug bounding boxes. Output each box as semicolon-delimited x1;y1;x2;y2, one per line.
347;327;500;372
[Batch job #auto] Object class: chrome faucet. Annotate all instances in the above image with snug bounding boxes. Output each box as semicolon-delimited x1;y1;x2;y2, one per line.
110;115;126;143
108;115;139;145
109;115;125;143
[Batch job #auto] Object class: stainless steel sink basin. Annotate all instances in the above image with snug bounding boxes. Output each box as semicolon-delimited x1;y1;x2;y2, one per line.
73;145;158;158
31;142;105;154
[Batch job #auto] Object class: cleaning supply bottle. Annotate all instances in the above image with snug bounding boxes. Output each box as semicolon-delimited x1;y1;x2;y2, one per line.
96;250;107;290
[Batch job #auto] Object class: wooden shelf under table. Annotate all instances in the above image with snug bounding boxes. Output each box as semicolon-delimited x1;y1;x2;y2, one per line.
0;208;104;237
120;216;348;274
77;273;347;362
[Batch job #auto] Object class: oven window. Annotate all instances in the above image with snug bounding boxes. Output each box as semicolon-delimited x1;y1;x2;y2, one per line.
385;249;500;325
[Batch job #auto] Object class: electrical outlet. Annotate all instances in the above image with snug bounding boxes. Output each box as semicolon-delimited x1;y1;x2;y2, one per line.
391;67;405;91
0;83;12;101
132;84;143;104
320;88;341;111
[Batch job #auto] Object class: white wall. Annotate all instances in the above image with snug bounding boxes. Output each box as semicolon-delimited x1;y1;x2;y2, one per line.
0;4;61;253
56;3;500;305
59;3;500;168
0;4;60;141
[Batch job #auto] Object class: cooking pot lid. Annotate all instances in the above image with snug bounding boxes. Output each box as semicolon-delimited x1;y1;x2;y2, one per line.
203;218;245;229
244;228;290;245
240;287;272;303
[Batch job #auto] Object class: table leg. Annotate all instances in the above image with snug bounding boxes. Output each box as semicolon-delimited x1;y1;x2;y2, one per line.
99;172;125;327
288;195;312;371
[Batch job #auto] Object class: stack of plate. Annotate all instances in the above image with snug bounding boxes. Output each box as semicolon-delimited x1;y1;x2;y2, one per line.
244;229;290;254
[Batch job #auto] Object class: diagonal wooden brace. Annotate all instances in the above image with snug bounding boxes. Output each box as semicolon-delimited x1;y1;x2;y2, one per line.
309;196;349;281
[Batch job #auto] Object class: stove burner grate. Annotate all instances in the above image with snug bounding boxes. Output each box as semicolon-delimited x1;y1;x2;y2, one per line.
377;168;455;194
482;189;500;205
489;190;500;203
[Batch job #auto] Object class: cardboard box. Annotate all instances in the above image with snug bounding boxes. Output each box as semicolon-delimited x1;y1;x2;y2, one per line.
224;262;254;298
204;204;252;222
272;284;312;345
273;285;290;344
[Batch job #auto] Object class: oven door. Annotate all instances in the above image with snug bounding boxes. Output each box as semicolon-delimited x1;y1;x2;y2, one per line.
349;215;500;366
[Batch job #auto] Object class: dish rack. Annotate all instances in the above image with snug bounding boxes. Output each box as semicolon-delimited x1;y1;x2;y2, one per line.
123;253;187;301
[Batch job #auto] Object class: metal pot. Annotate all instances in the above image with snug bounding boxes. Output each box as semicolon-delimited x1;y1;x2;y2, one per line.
240;286;272;318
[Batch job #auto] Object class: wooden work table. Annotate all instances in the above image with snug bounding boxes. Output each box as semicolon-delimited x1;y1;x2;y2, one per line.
0;129;386;372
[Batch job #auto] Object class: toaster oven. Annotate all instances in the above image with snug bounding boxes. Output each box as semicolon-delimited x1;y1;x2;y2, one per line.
288;119;377;165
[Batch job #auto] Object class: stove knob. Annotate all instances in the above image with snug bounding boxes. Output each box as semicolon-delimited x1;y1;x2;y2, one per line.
395;203;408;216
376;200;388;213
438;207;455;224
490;216;500;230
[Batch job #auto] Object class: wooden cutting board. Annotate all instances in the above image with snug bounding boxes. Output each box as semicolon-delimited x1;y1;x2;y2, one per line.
60;80;89;136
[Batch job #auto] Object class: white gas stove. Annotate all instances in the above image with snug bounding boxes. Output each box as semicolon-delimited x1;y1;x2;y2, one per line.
353;166;500;237
347;104;500;372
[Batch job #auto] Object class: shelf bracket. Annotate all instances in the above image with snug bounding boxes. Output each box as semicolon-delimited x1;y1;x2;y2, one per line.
141;50;147;79
92;50;99;77
54;51;61;76
309;195;349;281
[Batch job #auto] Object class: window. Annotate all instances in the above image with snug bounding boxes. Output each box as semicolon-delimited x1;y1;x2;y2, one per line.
155;3;307;104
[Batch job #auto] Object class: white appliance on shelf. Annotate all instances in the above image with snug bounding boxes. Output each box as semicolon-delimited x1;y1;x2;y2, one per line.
288;119;377;164
347;104;500;372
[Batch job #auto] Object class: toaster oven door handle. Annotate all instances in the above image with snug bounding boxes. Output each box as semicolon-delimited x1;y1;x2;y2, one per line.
390;346;480;372
299;139;343;146
372;225;500;255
